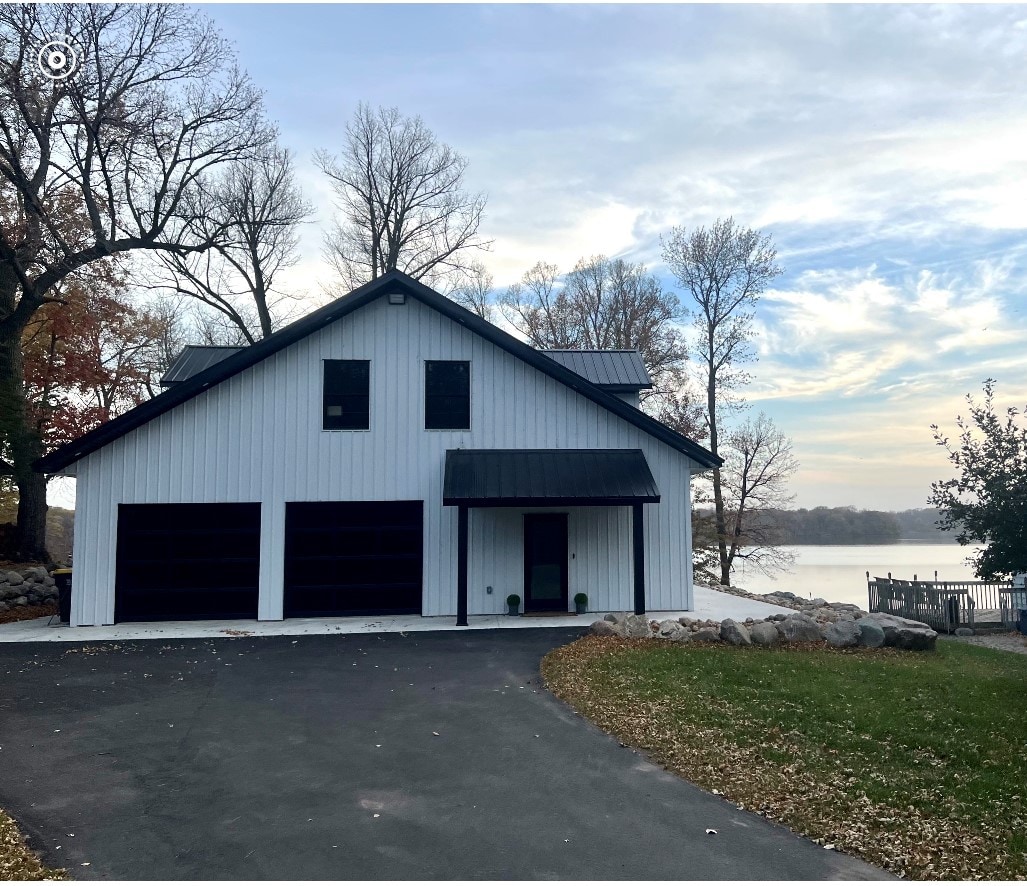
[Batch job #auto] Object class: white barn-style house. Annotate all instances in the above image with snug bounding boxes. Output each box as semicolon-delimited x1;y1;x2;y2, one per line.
36;271;720;627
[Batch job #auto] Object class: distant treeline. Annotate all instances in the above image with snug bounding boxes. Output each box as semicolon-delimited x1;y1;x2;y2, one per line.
755;507;952;545
695;506;955;545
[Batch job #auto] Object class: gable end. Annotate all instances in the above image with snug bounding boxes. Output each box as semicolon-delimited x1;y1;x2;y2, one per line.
34;271;721;473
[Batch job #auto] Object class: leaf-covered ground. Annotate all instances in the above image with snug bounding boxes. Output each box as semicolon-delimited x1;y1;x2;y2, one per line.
542;635;1027;880
0;808;65;880
0;603;56;625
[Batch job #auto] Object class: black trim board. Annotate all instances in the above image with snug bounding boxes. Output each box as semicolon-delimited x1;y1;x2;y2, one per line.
445;495;660;508
35;270;721;473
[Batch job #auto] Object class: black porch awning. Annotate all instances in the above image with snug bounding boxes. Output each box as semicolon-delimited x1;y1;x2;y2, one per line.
443;449;660;507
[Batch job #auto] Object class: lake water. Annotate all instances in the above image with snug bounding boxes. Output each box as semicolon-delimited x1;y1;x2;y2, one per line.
733;544;983;608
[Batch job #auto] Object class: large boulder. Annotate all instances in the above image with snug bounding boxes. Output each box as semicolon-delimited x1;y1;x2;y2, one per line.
862;613;937;651
749;621;781;646
591;620;622;638
624;614;652;638
693;627;721;643
720;619;752;647
824;619;859;648
777;613;824;644
658;619;684;639
5;571;23;585
855;617;886;648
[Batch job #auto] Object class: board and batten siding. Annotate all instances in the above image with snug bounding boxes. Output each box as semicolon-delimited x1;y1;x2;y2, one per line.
69;295;701;626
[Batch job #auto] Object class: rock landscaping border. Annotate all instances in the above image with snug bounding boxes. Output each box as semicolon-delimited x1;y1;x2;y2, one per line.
592;596;939;652
0;568;57;613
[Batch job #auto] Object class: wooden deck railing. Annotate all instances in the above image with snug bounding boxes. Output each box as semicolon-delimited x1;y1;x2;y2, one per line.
866;573;1017;633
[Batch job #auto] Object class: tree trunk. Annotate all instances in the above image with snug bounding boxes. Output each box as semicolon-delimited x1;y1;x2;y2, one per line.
0;277;49;562
713;464;730;585
707;354;730;585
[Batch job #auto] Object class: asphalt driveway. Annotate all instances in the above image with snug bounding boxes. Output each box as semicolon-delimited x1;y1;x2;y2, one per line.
0;629;886;879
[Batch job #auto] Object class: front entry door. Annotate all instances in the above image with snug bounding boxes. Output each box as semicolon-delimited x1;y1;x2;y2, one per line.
523;514;568;612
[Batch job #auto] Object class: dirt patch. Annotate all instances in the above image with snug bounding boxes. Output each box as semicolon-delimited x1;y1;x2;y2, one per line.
0;603;56;625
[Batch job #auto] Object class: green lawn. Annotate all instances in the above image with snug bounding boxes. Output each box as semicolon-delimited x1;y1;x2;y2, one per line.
542;636;1027;880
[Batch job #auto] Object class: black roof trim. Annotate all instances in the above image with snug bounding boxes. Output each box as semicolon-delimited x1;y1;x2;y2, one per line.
35;271;721;473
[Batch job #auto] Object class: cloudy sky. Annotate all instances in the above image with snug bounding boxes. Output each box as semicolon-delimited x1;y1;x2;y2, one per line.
194;2;1027;512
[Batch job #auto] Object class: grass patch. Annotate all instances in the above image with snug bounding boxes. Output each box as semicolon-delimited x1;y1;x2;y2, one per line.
0;807;65;880
542;636;1027;880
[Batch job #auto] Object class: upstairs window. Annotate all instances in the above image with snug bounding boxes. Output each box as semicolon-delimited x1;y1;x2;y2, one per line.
323;360;370;430
425;361;470;430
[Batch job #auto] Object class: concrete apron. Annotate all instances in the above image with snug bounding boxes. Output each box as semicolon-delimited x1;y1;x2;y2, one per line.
0;585;794;644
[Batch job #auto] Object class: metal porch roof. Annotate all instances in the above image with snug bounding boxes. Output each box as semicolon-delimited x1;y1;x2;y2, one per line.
442;449;660;507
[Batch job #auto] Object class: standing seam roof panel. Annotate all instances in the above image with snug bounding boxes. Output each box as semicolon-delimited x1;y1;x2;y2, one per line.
540;350;652;388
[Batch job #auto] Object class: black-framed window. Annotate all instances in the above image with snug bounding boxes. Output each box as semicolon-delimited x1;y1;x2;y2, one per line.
323;360;370;430
425;360;470;430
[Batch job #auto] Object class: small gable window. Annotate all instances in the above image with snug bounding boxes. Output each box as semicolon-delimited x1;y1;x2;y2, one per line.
425;361;470;430
323;360;370;430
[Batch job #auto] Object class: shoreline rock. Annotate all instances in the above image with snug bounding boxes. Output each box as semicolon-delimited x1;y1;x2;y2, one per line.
590;581;938;652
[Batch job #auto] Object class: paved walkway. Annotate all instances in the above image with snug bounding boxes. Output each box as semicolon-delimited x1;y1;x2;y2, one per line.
0;629;885;879
0;585;793;643
949;631;1027;656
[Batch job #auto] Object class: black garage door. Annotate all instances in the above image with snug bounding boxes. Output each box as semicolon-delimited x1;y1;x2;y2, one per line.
284;501;423;617
115;503;261;622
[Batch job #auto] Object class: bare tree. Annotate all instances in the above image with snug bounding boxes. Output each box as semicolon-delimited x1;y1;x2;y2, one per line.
316;103;488;290
0;3;272;557
154;145;312;343
655;390;708;447
449;259;494;323
498;261;571;345
188;303;254;348
661;218;782;584
140;295;188;398
718;413;798;580
501;255;688;405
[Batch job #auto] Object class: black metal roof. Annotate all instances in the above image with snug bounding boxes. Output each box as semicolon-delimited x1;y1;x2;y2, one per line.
443;449;660;506
35;271;721;473
160;346;244;386
540;350;652;391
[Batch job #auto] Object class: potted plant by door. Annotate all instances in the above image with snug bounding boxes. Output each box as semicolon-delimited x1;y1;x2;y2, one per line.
506;594;521;616
574;592;588;615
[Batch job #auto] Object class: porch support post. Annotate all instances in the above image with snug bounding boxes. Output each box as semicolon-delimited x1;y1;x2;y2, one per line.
457;505;469;626
632;502;646;615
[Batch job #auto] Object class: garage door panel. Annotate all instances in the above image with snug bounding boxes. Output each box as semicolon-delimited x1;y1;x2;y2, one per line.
116;503;260;622
284;501;423;617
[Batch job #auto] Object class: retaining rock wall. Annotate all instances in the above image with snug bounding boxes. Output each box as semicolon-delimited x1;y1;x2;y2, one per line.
592;605;938;651
0;567;58;611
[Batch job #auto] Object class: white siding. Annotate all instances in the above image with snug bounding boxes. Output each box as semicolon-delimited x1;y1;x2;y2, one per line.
70;295;700;625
